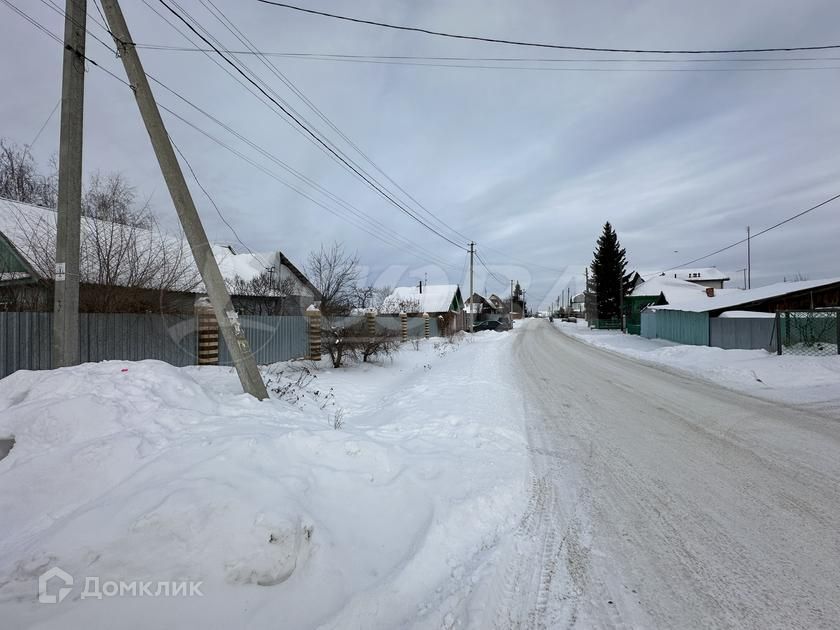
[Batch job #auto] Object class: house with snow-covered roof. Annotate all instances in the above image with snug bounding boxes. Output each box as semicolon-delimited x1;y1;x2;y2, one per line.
381;283;465;335
0;196;318;314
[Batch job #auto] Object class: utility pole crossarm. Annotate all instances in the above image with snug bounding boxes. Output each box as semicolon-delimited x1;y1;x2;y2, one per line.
99;0;267;399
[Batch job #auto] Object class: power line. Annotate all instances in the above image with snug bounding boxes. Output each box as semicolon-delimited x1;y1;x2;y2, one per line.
3;0;462;271
665;192;840;271
155;0;468;251
28;97;61;148
171;136;270;269
196;0;472;245
475;251;509;287
255;1;840;55
131;49;840;64
135;46;840;72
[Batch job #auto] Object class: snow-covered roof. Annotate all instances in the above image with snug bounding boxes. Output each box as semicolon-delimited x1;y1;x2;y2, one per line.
653;277;840;313
0;197;315;296
632;275;712;303
381;284;461;314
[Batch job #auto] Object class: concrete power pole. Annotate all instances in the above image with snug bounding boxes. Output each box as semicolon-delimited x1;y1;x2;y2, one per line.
100;0;267;399
53;0;87;368
468;242;474;332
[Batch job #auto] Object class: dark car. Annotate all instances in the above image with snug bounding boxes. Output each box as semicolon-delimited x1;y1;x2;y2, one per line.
473;319;506;332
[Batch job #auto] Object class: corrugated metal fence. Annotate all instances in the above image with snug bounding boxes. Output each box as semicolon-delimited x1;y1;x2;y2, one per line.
0;312;198;378
1;312;443;379
1;312;309;379
641;309;710;346
710;317;777;352
217;316;307;365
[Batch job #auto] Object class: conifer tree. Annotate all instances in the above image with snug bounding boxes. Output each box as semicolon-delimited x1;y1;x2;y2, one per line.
589;222;629;320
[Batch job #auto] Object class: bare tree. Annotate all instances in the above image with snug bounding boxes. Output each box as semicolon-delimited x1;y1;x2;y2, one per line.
1;173;201;312
351;285;375;309
306;242;359;316
322;319;401;367
0;139;57;207
228;271;298;315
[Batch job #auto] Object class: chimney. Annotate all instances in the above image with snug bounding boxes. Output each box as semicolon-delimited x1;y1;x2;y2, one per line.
418;280;423;294
705;287;715;297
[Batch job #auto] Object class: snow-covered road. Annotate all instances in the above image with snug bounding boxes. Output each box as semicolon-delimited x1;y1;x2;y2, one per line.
493;319;840;628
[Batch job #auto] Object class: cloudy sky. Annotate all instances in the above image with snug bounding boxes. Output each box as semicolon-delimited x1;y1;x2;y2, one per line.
2;0;840;307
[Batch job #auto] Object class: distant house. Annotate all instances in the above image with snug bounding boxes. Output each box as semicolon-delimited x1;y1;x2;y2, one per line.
640;276;840;349
381;283;465;334
466;292;495;315
486;293;506;313
668;268;729;290
0;197;318;314
571;292;586;317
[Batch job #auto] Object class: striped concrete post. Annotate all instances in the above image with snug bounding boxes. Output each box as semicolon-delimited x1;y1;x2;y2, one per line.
366;309;376;339
306;305;321;361
423;312;430;339
400;311;408;342
195;299;219;365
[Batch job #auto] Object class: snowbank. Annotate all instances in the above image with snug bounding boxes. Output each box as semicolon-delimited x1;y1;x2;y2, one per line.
554;320;840;415
0;333;527;628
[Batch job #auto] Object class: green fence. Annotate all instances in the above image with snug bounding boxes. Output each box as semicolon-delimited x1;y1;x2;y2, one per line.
591;318;622;330
776;310;839;356
624;295;659;335
648;309;710;346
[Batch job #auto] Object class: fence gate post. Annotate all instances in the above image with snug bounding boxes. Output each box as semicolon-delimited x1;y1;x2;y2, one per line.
400;311;408;342
195;299;219;365
423;312;430;339
836;311;840;355
366;309;376;339
306;305;321;361
776;311;783;355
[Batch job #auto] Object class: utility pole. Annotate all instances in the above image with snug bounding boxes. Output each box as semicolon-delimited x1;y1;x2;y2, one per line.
746;226;752;290
100;0;267;399
468;242;475;332
510;279;514;321
52;0;87;368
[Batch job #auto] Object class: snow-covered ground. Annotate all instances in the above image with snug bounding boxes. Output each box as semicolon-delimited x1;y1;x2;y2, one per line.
554;320;840;414
0;332;527;629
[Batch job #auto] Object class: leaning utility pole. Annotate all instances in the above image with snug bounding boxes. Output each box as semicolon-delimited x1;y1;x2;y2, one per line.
52;0;87;368
100;0;267;399
468;242;475;332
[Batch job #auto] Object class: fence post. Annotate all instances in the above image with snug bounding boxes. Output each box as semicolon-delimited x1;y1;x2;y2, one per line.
836;311;840;355
423;312;430;339
195;298;219;365
366;309;376;339
775;311;782;355
306;305;321;361
400;311;408;342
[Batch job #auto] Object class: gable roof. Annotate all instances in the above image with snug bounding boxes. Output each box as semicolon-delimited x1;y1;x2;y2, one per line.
381;284;462;314
0;196;316;296
652;277;840;313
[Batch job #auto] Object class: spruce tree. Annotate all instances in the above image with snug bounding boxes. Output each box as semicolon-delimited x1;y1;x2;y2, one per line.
589;222;629;320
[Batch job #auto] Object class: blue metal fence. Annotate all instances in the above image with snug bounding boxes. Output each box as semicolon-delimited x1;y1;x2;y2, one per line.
218;315;307;365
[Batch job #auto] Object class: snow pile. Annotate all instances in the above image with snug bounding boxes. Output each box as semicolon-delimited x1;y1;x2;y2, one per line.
0;333;527;628
555;320;840;414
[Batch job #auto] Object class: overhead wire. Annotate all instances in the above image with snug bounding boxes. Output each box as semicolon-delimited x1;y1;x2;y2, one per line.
154;0;469;251
254;1;840;55
663;192;840;272
4;0;462;270
196;0;472;245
